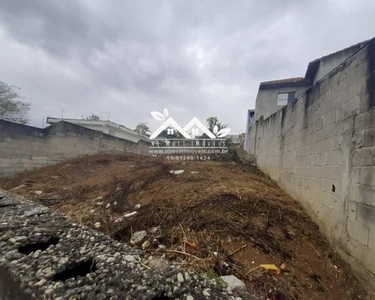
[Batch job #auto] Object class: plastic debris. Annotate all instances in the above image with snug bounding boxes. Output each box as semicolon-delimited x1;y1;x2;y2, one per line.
124;211;137;218
260;264;281;274
170;170;184;175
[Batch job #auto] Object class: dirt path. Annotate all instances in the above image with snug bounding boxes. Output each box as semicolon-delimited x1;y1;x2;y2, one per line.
0;154;369;300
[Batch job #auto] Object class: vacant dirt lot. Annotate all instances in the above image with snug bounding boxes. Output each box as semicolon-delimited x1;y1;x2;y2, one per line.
0;154;369;300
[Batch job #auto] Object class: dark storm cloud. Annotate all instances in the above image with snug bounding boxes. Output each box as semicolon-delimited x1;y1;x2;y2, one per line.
0;0;374;132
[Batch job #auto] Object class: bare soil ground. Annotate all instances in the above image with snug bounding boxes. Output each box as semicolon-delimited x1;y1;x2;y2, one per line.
0;154;369;300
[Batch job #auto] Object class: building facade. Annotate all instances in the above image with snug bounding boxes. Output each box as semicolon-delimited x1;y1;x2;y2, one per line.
46;117;149;143
245;40;370;149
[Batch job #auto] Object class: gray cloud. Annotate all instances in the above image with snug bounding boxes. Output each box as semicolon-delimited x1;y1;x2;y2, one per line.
0;0;374;132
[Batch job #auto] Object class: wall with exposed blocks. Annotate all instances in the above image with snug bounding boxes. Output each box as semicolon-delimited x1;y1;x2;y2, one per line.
247;38;375;292
0;120;150;177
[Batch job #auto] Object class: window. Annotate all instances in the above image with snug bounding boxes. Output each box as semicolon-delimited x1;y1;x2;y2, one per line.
277;92;296;106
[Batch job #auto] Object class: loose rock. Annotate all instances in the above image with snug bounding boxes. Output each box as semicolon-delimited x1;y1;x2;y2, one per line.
130;231;147;245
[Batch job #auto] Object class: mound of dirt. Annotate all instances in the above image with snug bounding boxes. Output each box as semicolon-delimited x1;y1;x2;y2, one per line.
0;154;368;300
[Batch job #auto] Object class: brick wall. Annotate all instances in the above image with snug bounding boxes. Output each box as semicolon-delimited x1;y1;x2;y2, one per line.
247;38;375;291
0;120;150;177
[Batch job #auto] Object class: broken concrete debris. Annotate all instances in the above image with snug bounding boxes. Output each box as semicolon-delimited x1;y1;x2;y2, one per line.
130;230;147;245
148;257;169;271
0;190;249;299
220;275;246;292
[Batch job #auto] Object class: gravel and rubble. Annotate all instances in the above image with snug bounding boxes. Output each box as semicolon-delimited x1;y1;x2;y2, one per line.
0;189;253;300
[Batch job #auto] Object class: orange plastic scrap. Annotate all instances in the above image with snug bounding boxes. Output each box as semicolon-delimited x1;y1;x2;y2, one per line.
259;264;281;274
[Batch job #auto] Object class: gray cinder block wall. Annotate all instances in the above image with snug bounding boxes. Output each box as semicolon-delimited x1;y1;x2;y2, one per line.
0;121;150;177
247;38;375;291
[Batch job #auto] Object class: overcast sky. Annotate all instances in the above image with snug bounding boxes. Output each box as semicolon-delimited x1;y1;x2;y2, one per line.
0;0;374;133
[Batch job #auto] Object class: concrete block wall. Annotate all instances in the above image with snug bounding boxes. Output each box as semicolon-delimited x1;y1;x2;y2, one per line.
0;120;150;177
247;38;375;291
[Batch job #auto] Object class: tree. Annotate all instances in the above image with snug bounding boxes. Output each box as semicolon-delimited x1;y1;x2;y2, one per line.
0;81;30;124
82;114;100;121
206;116;228;132
135;122;150;135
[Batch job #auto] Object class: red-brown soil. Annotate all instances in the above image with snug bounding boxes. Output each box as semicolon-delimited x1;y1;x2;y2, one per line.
0;154;370;300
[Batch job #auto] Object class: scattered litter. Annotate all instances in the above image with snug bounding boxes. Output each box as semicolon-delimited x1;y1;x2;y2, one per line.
247;263;287;275
114;217;124;223
260;264;281;274
142;240;150;249
130;230;147;245
170;170;184;175
94;222;101;229
124;211;137;218
134;204;141;209
190;171;199;174
113;201;118;206
106;203;111;209
34;190;43;195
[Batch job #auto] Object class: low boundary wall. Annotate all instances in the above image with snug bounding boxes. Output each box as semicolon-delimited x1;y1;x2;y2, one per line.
0;120;150;177
247;38;375;292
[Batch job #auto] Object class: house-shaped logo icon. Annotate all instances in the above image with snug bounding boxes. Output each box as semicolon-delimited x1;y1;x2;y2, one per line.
149;109;230;140
149;117;191;140
183;117;215;139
